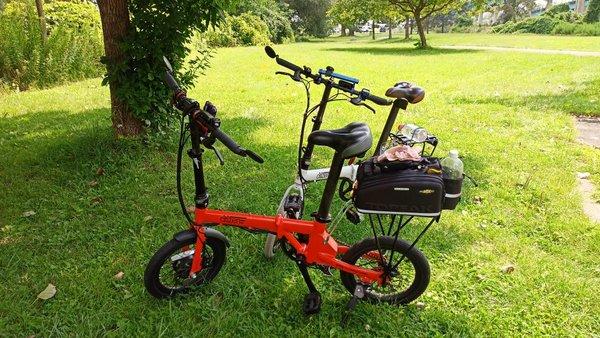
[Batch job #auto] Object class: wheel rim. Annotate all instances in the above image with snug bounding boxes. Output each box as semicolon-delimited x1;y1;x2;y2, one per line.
356;249;417;299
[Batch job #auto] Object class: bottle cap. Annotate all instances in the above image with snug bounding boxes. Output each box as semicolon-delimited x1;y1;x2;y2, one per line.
449;149;459;158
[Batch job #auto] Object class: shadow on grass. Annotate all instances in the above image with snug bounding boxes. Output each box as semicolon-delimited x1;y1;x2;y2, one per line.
449;77;600;117
325;46;481;56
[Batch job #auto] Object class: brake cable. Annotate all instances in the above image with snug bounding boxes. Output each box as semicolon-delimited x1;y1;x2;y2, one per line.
176;113;194;225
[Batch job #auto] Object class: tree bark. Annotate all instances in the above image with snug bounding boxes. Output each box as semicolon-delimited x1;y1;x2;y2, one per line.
388;20;392;39
414;14;427;48
341;24;346;36
34;0;46;42
371;20;375;39
404;16;410;39
97;0;144;137
349;28;355;36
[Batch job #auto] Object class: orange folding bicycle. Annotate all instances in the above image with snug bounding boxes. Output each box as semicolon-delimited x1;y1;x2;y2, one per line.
144;57;432;323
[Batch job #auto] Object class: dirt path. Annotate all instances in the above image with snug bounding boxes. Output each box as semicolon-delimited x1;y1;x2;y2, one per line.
575;117;600;223
440;45;600;57
576;117;600;148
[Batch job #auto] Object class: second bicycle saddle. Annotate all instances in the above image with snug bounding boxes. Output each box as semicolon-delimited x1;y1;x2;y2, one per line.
385;82;425;104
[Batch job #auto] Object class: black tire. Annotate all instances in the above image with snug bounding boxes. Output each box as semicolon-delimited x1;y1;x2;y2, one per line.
144;236;226;299
340;236;430;304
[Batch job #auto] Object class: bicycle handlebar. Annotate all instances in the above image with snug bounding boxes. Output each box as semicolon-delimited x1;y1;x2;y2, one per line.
163;68;264;164
265;46;391;107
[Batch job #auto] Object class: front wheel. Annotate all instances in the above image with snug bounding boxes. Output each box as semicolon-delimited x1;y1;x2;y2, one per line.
144;236;226;298
263;233;280;259
340;236;430;304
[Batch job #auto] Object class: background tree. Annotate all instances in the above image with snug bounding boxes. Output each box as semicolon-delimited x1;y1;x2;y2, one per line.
34;0;46;42
97;0;229;137
584;0;600;22
369;0;401;39
390;0;458;47
491;0;536;22
327;0;369;36
285;0;332;37
97;0;138;136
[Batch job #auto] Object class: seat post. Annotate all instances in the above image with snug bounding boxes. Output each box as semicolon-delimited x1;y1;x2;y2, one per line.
315;152;345;223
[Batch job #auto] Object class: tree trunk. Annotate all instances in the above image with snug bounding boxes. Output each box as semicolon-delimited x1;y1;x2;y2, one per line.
34;0;46;42
414;14;427;48
371;20;375;39
388;20;392;39
404;16;410;39
349;28;355;36
341;24;346;36
97;0;143;137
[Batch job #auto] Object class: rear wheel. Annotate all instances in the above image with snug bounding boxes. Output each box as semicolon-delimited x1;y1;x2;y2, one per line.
340;236;430;304
144;236;226;298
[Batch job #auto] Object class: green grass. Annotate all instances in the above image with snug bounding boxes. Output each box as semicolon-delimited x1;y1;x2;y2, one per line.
1;35;600;336
345;31;600;52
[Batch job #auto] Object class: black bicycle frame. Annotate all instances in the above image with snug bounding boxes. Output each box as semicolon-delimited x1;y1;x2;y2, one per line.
189;119;209;209
300;81;333;170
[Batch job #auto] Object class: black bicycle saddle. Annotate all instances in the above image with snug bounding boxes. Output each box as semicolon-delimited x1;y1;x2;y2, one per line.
308;122;372;159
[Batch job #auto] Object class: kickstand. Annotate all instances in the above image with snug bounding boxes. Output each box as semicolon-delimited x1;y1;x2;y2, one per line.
341;283;365;327
295;258;322;315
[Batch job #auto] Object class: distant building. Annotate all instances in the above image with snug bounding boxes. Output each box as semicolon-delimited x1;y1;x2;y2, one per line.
532;0;590;15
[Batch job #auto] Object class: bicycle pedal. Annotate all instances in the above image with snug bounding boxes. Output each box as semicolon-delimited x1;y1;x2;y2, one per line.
302;292;322;315
345;207;362;225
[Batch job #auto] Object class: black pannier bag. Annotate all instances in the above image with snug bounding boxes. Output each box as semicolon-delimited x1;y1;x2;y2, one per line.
353;157;445;217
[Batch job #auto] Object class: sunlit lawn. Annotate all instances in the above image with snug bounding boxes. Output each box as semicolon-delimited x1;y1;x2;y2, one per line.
1;33;599;336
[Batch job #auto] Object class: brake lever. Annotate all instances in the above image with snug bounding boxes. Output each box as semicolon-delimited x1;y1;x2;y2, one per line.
361;102;376;114
210;146;225;165
202;136;225;165
275;71;301;82
349;97;376;114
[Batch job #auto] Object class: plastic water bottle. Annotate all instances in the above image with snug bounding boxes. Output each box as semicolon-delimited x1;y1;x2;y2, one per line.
400;124;428;143
440;150;464;180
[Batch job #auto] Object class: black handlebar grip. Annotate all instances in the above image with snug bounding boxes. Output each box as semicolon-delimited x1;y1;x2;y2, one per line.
164;71;181;92
367;93;392;106
276;57;302;73
211;128;245;156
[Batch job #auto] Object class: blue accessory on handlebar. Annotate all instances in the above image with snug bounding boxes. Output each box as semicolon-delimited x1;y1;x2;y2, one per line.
318;69;359;85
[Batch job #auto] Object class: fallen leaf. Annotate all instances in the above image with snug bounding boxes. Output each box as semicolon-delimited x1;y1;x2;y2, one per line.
37;283;56;300
186;205;195;213
91;197;103;206
501;264;515;274
473;196;483;205
477;274;486;281
123;289;133;299
415;301;425;309
96;167;105;176
143;216;152;222
114;271;124;280
22;210;36;217
88;180;99;187
364;324;371;331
